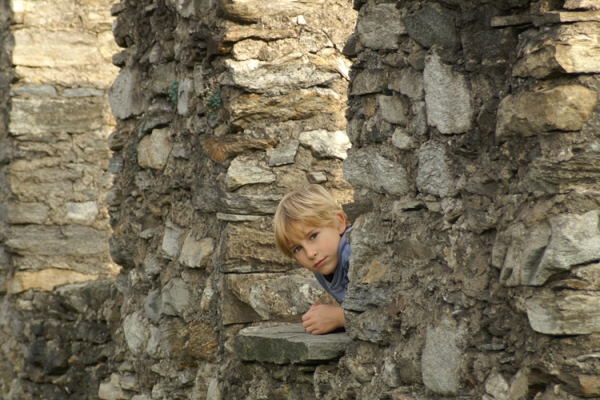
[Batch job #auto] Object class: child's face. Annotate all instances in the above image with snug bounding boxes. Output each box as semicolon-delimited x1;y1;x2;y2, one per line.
288;214;346;276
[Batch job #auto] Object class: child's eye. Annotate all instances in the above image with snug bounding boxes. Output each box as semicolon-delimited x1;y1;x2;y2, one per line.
310;233;318;240
292;246;302;254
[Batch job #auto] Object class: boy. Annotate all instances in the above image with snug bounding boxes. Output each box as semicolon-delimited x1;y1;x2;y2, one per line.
274;185;351;335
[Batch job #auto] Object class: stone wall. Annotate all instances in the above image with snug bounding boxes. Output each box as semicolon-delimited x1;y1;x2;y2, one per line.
341;0;600;398
4;0;600;399
0;0;120;397
104;0;356;399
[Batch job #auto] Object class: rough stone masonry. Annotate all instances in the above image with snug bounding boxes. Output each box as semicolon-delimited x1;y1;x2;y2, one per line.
3;0;600;399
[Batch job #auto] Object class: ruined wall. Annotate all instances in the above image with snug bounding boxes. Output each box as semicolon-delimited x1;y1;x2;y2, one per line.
4;0;600;399
0;0;121;397
104;0;356;399
341;0;600;399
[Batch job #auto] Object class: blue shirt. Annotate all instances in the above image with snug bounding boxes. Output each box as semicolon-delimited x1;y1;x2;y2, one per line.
314;228;351;304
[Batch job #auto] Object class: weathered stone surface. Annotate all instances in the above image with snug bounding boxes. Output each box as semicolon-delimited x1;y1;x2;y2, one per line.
221;57;340;96
424;53;474;134
514;23;600;78
9;268;99;294
416;141;454;197
161;278;190;317
9;97;105;136
496;85;597;140
564;0;600;10
399;67;424;101
484;372;510;400
5;203;49;224
179;234;214;268
223;194;283;215
234;324;352;364
421;318;463;395
229;88;343;130
268;140;299;166
98;373;132;400
137;128;173;171
144;289;163;323
171;322;217;361
123;311;147;356
378;94;409;126
161;222;183;260
13;29;106;67
356;4;405;50
495;212;600;287
177;77;193;115
6;225;109;255
490;14;532;27
219;223;295;273
404;4;459;49
226;156;275;190
534;11;600;26
391;128;417;150
219;0;326;22
108;67;147;119
351;69;385;96
66;201;99;223
56;280;114;313
343;148;410;196
298;129;350;160
526;293;600;335
203;135;277;163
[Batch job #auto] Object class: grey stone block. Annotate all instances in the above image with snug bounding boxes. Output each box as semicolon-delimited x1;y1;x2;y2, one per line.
234;324;351;364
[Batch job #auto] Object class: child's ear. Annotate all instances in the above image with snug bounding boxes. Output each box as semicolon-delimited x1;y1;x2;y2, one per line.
336;213;346;234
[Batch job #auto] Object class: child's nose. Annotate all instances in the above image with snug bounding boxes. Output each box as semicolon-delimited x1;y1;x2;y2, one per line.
305;244;318;259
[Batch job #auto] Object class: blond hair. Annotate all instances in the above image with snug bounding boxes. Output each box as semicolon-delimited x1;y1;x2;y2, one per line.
274;185;348;258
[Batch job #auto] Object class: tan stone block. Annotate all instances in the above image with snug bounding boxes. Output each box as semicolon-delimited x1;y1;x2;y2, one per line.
6;203;49;224
219;0;326;22
6;225;109;256
229;88;343;130
9;268;98;293
13;0;76;27
137;128;173;171
15;65;118;88
12;254;119;276
220;223;296;273
13;29;105;68
9;97;106;136
496;85;597;141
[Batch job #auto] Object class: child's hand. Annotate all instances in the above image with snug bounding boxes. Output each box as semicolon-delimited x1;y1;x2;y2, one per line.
302;302;345;335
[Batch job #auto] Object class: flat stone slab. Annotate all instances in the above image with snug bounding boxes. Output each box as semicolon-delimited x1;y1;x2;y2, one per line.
234;324;352;364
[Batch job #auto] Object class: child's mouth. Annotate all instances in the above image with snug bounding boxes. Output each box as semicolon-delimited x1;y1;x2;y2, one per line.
315;257;327;268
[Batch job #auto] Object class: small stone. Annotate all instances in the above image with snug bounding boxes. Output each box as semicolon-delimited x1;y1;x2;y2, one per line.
144;255;162;278
485;372;510;400
108;67;147;120
179;234;214;268
351;69;385;96
378;94;409;125
63;88;104;97
11;85;57;96
216;213;262;222
383;358;403;388
98;373;132;400
297;15;306;25
496;85;597;140
356;4;405;50
417;141;454;197
490;14;532;27
564;0;600;10
162;278;190;316
137;128;173;171
226;156;276;190
123;311;147;356
269;140;299;166
424;53;474;134
234;323;352;364
298;129;350;159
6;203;49;224
177;78;193;116
343;148;410;196
161;222;183;260
399;68;424;101
421;318;462;395
404;4;459;49
65;202;98;223
307;171;327;183
144;289;163;323
526;293;600;335
392;128;417;150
